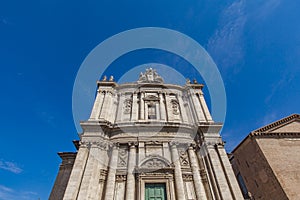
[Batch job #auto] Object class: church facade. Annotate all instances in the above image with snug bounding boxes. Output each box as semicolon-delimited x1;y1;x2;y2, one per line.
50;68;243;200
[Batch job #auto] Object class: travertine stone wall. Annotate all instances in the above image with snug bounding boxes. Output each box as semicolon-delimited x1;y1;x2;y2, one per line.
52;69;243;200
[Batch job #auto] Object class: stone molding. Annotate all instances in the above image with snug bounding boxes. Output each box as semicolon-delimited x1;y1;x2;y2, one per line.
250;132;300;137
252;114;300;133
79;140;109;150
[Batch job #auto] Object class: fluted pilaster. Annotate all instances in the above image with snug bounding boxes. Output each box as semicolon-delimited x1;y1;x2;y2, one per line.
90;90;105;119
104;144;119;200
170;143;186;200
125;143;137;200
63;145;89;200
140;92;145;120
188;146;207;200
159;92;166;121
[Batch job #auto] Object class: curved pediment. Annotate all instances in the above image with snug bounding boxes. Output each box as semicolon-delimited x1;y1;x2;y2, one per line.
139;155;172;169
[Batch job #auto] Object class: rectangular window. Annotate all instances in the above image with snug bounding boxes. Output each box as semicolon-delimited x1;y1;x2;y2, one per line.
145;183;166;200
148;104;157;119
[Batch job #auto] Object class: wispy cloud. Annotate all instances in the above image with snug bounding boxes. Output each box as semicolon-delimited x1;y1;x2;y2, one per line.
0;185;14;193
0;160;23;174
255;112;279;129
265;71;294;104
0;185;38;200
207;0;246;71
207;0;282;72
248;0;281;20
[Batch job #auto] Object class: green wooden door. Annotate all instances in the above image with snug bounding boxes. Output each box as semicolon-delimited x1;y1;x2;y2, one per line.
145;183;166;200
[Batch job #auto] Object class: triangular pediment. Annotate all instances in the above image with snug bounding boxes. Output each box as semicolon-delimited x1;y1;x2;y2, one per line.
252;114;300;133
270;121;300;133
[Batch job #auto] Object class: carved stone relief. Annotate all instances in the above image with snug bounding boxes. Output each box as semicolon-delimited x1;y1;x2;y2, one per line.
179;149;190;167
116;175;127;182
118;148;128;168
99;169;107;183
123;99;132;114
143;158;166;168
137;68;164;83
140;155;171;169
171;100;180;115
79;140;109;150
182;174;193;181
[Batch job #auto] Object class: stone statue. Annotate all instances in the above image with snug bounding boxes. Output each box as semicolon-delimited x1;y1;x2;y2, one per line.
137;68;164;83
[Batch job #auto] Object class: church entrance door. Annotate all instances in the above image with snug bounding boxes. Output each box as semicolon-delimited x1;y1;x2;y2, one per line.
145;183;167;200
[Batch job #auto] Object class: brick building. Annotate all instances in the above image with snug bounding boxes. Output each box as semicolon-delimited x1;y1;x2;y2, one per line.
231;114;300;200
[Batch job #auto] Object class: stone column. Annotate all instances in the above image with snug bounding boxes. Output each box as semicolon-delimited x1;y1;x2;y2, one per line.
99;91;109;120
215;145;244;200
155;103;160;120
131;92;138;121
190;91;206;122
116;94;124;122
140;92;145;120
170;143;186;200
107;93;116;123
85;143;109;200
145;103;148;120
125;143;137;200
77;146;99;199
177;93;188;123
95;145;109;199
63;144;89;200
104;91;113;121
163;142;171;162
104;144;119;200
196;147;216;200
90;89;105;119
206;145;233;200
165;93;171;121
198;92;213;121
187;146;207;200
138;142;145;163
159;92;166;121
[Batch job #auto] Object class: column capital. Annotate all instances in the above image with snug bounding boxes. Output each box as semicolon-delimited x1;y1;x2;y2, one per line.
169;141;179;147
128;142;138;147
109;142;120;149
188;143;197;150
79;141;91;149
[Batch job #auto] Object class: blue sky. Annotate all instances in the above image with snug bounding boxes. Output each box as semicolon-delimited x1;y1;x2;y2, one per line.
1;0;300;199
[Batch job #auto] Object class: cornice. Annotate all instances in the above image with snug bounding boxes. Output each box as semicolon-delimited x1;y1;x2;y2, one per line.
250;132;300;138
252;113;300;133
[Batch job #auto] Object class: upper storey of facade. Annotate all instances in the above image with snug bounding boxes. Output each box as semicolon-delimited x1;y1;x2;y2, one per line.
87;68;214;129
